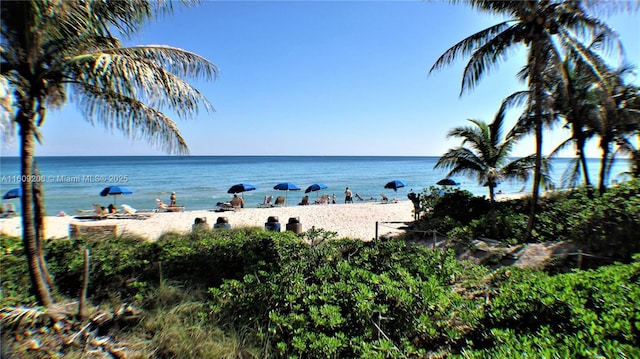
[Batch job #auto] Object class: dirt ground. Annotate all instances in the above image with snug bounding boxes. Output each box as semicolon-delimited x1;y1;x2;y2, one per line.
406;236;581;270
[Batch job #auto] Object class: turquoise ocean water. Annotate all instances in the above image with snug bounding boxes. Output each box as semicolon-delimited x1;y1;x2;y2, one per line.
0;156;631;216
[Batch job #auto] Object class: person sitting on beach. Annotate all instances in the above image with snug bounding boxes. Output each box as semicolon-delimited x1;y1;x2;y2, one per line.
108;203;117;213
332;194;337;204
230;194;244;209
299;195;310;206
5;203;16;214
155;199;168;210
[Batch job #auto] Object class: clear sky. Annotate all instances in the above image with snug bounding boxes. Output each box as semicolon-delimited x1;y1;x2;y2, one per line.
2;1;638;157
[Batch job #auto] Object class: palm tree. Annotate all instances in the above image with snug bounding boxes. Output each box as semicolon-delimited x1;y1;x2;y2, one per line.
1;1;217;306
589;66;640;192
429;0;626;241
549;55;598;189
434;96;543;235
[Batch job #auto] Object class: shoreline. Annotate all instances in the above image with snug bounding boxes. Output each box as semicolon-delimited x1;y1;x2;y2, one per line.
1;201;416;242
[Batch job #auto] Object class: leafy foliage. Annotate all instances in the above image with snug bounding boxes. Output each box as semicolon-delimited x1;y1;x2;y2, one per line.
209;239;487;358
413;179;640;255
2;197;639;357
456;261;640;358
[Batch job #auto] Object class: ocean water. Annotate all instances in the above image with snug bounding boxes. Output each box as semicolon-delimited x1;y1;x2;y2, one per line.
0;156;631;216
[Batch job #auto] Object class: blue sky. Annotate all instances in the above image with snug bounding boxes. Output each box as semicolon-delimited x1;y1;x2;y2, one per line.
2;1;638;157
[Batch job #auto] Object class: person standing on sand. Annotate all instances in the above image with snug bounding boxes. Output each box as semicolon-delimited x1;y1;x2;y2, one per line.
344;187;353;203
332;194;337;204
170;192;177;206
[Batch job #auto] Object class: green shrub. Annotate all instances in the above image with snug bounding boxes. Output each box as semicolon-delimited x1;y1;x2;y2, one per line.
209;239;486;358
456;261;640;357
0;236;35;306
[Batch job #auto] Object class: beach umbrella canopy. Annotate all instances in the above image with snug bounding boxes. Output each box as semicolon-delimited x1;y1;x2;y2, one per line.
3;187;21;200
273;182;300;191
227;183;257;194
100;186;133;205
384;180;406;192
305;183;327;194
273;182;300;206
436;178;459;186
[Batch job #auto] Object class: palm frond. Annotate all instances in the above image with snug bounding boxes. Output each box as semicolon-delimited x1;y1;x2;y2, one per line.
560;157;584;189
108;45;219;81
460;24;523;94
429;21;511;76
1;306;47;329
66;50;214;117
72;84;190;155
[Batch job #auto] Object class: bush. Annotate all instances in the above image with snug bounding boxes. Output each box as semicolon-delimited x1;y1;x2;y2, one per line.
209;239;486;358
456;260;640;357
0;236;35;306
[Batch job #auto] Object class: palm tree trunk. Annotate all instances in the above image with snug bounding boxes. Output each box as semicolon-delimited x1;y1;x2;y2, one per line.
578;147;591;188
18;107;53;307
599;139;611;194
489;185;497;237
33;165;55;290
524;45;545;243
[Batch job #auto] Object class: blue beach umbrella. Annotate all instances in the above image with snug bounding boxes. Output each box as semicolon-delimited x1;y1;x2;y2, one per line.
384;180;406;192
273;182;300;206
384;180;406;200
305;183;327;197
100;186;133;206
227;183;257;198
3;187;21;200
436;178;459;186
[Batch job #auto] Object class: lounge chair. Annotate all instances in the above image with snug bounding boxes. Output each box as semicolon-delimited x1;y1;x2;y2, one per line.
74;203;108;220
115;204;154;219
274;196;286;206
258;195;273;208
0;203;17;218
299;195;310;206
121;204;137;214
355;193;365;201
155;199;168;211
155;198;184;212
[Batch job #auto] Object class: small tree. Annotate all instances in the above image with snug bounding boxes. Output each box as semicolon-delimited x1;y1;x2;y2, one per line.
435;97;546;236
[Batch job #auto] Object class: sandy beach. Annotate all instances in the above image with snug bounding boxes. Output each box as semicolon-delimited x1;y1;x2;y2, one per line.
0;201;416;242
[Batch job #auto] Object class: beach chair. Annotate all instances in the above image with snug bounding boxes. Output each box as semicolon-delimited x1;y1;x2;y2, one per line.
274;196;286;207
380;193;389;204
155;199;168;211
355;193;365;201
74;203;108;220
258;195;273;208
121;204;137;214
115;204;154;219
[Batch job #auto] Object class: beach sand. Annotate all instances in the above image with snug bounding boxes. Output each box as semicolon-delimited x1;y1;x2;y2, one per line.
0;201;416;242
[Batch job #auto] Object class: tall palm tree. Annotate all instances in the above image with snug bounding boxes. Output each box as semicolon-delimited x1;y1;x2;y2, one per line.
590;66;640;192
615;84;640;180
549;55;598;189
429;0;625;241
434;95;544;235
1;1;218;306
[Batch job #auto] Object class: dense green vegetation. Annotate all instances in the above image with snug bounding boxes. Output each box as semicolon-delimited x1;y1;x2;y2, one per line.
2;181;639;358
414;178;640;259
